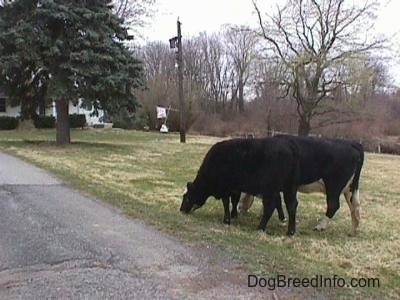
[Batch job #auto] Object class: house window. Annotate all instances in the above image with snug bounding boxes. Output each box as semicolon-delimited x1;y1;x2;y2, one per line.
0;98;6;113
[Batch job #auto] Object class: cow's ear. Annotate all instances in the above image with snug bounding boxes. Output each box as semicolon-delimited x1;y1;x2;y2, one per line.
187;182;193;190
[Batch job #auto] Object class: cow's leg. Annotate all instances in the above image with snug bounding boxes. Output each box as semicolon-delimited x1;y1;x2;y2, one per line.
257;193;276;231
344;189;361;236
283;189;298;236
230;191;240;219
274;193;286;223
314;187;341;232
222;196;231;225
315;173;358;232
352;189;361;234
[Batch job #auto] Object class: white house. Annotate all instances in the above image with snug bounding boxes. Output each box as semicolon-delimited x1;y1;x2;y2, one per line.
0;90;20;117
0;90;105;126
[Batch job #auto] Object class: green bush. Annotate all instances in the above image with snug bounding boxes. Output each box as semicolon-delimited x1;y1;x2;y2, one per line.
33;115;56;128
111;110;149;130
0;116;19;130
69;114;86;128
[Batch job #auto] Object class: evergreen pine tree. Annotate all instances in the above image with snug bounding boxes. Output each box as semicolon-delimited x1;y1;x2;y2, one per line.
0;0;145;144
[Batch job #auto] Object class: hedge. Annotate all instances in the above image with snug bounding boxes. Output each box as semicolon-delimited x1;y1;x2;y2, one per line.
33;115;56;128
0;116;19;130
69;114;86;128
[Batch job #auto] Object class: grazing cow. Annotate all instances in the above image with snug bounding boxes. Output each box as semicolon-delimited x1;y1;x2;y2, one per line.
180;135;364;236
266;135;363;235
180;137;300;235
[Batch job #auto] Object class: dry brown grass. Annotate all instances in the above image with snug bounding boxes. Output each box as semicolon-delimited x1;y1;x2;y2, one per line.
0;129;399;298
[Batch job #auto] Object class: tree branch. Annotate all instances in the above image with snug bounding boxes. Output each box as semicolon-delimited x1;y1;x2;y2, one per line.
252;1;288;65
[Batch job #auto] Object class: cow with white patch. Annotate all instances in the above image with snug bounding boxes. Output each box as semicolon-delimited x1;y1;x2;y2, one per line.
239;136;364;236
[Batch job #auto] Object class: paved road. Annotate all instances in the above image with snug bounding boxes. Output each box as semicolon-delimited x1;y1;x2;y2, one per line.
0;151;291;299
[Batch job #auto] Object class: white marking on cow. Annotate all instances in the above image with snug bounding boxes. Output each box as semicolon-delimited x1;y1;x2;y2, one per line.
298;180;326;194
350;189;361;235
314;215;331;231
238;194;254;213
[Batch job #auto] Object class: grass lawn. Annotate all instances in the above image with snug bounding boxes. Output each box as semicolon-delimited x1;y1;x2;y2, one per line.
0;129;399;298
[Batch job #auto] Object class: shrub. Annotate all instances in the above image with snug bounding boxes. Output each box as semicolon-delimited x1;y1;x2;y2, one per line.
112;116;148;130
383;121;400;136
380;142;400;155
69;114;86;128
33;115;56;128
0;116;19;130
110;109;149;130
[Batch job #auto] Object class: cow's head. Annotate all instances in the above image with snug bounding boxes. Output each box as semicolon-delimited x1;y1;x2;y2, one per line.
180;182;207;213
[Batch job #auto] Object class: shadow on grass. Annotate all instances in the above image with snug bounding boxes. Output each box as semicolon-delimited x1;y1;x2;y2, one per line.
0;139;124;151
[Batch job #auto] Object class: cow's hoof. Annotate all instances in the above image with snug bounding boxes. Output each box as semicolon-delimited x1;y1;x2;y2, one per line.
223;219;231;225
286;230;295;237
348;230;360;237
279;217;287;223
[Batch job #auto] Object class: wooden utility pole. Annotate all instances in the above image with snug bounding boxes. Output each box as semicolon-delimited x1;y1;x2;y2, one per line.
177;20;186;143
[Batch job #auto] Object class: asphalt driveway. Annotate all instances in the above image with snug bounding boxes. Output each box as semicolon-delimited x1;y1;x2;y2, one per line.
0;151;284;299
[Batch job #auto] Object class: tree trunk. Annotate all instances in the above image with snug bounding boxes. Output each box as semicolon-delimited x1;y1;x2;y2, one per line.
298;117;311;136
56;99;70;145
266;109;272;136
238;79;244;113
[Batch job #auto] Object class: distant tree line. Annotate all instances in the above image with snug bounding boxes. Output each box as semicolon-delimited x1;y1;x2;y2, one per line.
135;0;397;138
0;0;398;142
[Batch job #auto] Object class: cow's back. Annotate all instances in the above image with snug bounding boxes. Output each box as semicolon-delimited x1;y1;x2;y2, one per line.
196;138;297;197
274;135;362;185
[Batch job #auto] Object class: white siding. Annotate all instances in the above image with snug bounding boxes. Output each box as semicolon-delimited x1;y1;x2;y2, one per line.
3;101;106;126
69;101;105;126
0;106;21;117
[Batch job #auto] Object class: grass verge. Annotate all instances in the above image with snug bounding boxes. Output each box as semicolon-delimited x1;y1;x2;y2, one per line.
0;129;399;298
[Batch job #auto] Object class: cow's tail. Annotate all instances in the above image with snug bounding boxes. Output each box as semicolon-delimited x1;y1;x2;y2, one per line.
349;142;364;235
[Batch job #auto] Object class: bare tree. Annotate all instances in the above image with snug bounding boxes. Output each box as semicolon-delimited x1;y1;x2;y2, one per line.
335;55;390;101
113;0;156;32
198;32;232;113
133;42;177;129
224;25;258;112
253;0;386;135
183;37;208;99
311;54;390;130
139;41;175;80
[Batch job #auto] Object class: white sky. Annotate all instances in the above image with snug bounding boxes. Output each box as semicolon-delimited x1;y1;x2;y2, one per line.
141;0;400;85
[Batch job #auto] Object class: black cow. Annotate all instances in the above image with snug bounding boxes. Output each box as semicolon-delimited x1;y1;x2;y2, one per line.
181;135;364;236
180;137;299;235
267;135;364;236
